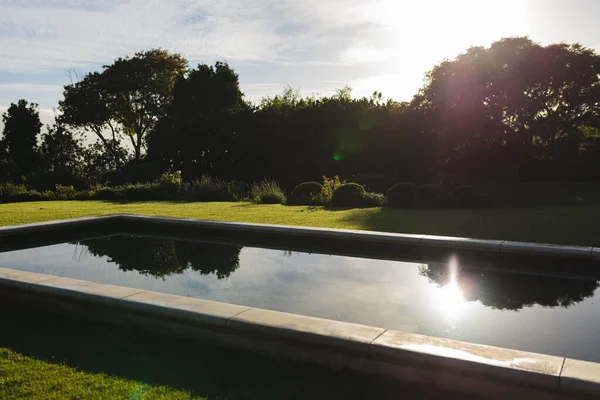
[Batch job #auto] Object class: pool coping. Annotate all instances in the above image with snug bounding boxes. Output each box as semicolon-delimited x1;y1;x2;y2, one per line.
0;214;597;259
0;266;598;399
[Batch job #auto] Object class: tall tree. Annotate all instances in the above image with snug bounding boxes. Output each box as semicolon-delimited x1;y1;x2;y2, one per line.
1;99;42;175
60;49;188;163
147;62;248;178
414;37;600;179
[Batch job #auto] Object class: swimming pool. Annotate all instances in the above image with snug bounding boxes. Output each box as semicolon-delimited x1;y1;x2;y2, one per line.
2;233;599;363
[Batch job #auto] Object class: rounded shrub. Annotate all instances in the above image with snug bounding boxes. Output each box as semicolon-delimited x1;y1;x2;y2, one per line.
475;193;492;208
452;185;478;208
289;181;324;205
360;192;386;207
331;183;365;207
387;182;417;207
416;184;443;207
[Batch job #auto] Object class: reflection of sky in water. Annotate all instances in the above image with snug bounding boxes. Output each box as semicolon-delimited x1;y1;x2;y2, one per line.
1;240;600;363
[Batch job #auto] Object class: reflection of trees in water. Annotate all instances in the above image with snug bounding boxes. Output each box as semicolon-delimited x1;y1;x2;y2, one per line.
420;262;600;311
79;236;241;279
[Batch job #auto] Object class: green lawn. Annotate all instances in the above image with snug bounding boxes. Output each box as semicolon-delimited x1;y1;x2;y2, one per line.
0;199;598;399
0;200;599;245
0;306;476;400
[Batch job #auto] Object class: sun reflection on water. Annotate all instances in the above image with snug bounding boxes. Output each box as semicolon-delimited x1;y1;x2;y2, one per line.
434;255;467;323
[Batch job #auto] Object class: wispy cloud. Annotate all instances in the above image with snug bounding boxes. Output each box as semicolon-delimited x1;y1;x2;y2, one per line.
3;0;596;109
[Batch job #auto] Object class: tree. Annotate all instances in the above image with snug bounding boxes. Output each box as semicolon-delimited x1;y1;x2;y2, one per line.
40;123;84;174
60;49;188;163
59;72;124;168
103;49;188;160
420;262;598;311
79;236;240;279
147;62;248;178
80;140;129;184
414;37;600;180
27;122;88;190
1;99;42;176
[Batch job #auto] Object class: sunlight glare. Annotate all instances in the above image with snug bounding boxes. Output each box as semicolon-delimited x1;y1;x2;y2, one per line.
350;0;530;100
434;255;467;323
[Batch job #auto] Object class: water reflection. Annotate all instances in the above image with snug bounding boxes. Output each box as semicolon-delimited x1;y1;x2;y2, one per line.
74;236;600;312
78;236;241;279
432;256;467;322
420;257;600;311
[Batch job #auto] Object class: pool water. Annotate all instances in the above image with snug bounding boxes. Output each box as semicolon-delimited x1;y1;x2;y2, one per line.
1;235;599;362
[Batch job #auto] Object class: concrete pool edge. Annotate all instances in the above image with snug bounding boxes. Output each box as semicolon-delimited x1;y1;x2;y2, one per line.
0;214;598;259
0;267;597;399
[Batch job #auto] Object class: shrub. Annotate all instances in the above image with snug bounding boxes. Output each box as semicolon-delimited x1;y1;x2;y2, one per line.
92;182;163;201
320;175;344;203
189;175;245;202
452;185;478;208
54;184;78;199
331;183;365;207
475;193;492;208
94;186;121;200
157;169;183;191
416;184;443;207
250;179;286;204
0;183;28;202
360;192;386;207
387;182;417;207
289;181;324;205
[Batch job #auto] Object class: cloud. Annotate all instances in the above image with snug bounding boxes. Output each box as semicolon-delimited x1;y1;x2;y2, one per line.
3;0;587;109
0;0;373;73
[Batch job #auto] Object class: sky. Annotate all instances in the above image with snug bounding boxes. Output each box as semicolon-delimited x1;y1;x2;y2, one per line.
1;0;600;129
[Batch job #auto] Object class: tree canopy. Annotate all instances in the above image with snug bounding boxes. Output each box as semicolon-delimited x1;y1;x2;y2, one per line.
0;99;42;177
414;37;600;180
60;49;188;164
4;37;600;190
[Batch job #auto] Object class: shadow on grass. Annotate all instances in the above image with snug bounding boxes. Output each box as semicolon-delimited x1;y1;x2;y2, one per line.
338;205;600;246
0;306;479;400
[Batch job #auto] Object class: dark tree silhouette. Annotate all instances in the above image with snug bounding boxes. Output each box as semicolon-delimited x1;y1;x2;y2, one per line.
147;62;248;179
414;37;600;180
0;100;42;177
420;262;599;311
79;236;241;279
60;49;188;163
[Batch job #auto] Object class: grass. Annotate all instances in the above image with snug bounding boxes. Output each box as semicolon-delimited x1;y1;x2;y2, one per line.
0;306;477;400
0;349;195;400
0;200;599;246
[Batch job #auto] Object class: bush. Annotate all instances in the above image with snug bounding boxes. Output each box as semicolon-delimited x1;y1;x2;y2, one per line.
475;193;492;208
92;182;164;201
54;184;77;199
0;183;28;202
331;183;365;207
360;192;386;207
452;185;478;208
189;175;245;202
94;186;121;200
387;183;417;207
416;184;443;207
28;169;88;191
0;183;50;203
289;181;324;205
157;170;183;191
251;179;286;204
320;175;344;203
